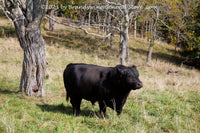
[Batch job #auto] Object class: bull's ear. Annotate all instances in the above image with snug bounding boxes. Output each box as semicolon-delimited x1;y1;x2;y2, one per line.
115;65;126;75
132;65;136;68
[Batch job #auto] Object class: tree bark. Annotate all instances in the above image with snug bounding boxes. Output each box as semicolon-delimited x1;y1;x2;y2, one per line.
19;27;46;97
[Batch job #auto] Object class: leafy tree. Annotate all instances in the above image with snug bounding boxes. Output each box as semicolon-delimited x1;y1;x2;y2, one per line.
185;2;200;59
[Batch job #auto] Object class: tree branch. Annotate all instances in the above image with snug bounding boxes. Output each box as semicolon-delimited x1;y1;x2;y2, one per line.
31;0;47;27
104;0;121;6
0;3;13;22
46;15;111;38
158;18;187;41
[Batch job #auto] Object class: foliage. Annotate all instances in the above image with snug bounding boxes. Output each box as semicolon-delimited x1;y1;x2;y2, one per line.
56;0;86;19
184;3;200;59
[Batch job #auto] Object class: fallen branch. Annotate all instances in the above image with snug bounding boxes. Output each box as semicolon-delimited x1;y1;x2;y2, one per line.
46;15;111;38
83;23;120;31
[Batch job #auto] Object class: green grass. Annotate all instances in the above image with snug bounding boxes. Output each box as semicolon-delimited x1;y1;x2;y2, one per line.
0;17;200;132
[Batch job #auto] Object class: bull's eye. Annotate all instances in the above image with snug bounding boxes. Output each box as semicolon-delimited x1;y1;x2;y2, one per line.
127;75;132;79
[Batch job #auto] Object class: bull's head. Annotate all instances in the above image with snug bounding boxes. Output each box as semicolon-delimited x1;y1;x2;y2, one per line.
115;65;143;90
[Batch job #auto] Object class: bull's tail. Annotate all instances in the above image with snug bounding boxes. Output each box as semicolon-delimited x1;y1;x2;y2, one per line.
64;64;73;102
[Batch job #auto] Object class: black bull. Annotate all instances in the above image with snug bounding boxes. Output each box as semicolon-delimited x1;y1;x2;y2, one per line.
63;63;143;116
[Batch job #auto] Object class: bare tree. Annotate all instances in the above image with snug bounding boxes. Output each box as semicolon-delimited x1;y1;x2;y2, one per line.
146;8;159;65
3;0;47;97
105;0;140;65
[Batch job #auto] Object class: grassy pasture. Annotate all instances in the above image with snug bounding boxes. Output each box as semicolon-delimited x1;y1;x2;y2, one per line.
0;17;200;133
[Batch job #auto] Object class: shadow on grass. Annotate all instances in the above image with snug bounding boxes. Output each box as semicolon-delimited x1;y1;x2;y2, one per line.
37;103;99;117
43;30;115;58
131;48;184;66
0;25;16;38
0;88;17;94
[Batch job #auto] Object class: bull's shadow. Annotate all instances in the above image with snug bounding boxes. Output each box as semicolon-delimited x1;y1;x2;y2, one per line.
0;88;17;95
36;103;99;117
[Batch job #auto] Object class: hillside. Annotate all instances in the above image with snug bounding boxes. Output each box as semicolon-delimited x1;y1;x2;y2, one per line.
0;17;200;132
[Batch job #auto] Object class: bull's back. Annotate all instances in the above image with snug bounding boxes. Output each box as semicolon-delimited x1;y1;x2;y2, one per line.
63;63;112;98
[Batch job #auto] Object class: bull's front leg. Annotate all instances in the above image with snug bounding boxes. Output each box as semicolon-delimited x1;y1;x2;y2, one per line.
116;98;127;115
98;101;106;116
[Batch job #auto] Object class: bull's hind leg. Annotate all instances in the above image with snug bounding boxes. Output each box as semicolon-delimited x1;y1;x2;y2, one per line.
70;98;82;116
98;101;106;116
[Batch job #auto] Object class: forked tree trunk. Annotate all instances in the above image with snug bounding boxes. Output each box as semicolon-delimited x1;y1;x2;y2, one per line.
5;0;47;97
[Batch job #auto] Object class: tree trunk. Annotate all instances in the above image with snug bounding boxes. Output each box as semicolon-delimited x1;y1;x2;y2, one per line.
134;17;137;39
69;13;72;24
175;31;180;53
49;10;54;31
146;40;153;65
124;12;129;63
110;31;114;52
80;12;85;26
88;9;91;29
110;10;115;52
146;21;148;40
146;8;159;65
97;10;101;33
125;28;129;63
141;21;144;38
102;10;107;33
106;12;111;40
19;28;46;97
120;32;126;66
